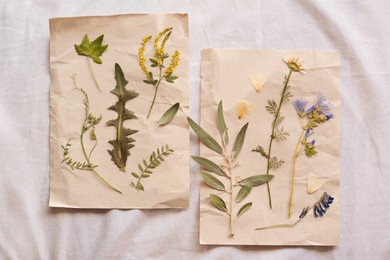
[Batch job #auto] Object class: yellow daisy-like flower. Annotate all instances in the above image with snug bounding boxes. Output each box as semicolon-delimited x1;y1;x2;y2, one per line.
164;50;180;77
138;35;152;76
284;57;305;73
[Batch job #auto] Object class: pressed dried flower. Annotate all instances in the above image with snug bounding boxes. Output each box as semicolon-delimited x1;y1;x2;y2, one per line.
284;56;305;73
138;35;152;75
249;74;266;93
307;173;324;194
164;50;180;77
236;100;254;119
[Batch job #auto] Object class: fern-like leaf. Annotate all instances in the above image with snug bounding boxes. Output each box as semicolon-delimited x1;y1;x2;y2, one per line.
274;127;290;141
265;99;278;115
269;156;285;170
282;85;293;103
131;145;174;191
252;145;270;159
107;63;139;171
273;114;284;128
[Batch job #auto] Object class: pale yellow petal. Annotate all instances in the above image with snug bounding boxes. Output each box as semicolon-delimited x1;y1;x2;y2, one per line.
249;74;266;93
236;100;255;119
307;174;324;194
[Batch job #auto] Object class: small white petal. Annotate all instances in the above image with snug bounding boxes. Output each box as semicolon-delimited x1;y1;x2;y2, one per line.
249;74;266;93
236;100;255;119
307;174;324;194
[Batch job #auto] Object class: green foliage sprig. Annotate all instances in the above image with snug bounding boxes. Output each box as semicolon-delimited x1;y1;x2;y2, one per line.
188;101;273;238
138;27;181;119
74;34;108;91
252;57;304;209
107;63;139;172
130;145;174;191
61;86;122;194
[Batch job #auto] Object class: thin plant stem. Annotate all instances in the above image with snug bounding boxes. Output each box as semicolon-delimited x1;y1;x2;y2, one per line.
265;69;293;209
80;124;122;194
147;66;163;119
288;127;306;217
255;218;303;230
87;58;101;91
226;151;235;238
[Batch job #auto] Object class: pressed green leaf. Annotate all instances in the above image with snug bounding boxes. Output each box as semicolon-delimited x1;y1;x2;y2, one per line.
232;122;249;158
107;63;139;172
138;164;143;172
191;156;225;176
137;182;144;191
187;117;223;154
131;172;139;178
141;174;150;178
158;103;180;126
239;175;274;187
236;185;252;203
210;194;227;212
237;202;253;218
201;172;225;191
217;101;229;145
74;34;108;64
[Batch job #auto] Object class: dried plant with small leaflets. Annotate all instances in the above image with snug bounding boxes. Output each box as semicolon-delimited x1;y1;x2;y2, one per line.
107;63;139;172
61;83;121;194
188;101;273;238
130;144;174;191
252;57;302;209
74;34;108;91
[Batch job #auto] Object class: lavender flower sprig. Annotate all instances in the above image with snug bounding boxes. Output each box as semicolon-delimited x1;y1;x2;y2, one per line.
255;192;334;230
288;94;333;217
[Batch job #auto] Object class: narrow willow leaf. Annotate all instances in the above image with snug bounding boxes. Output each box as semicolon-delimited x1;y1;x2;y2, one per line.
237;202;253;218
158;103;180;126
217;101;229;145
191;156;224;176
210;194;227;212
232;122;249;158
107;63;139;171
201;172;225;191
239;175;274;187
236;185;252;203
187;117;223;154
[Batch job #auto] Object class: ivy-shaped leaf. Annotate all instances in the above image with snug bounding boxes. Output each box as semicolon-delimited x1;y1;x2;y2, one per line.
187;117;223;154
107;63;139;171
158;103;180;126
74;34;108;64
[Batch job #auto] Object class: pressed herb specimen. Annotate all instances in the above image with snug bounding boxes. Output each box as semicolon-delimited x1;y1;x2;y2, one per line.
130;145;174;191
74;34;108;91
61;87;122;194
138;27;181;119
288;94;333;217
252;57;305;209
107;63;139;172
255;192;334;230
158;103;180;126
188;101;273;238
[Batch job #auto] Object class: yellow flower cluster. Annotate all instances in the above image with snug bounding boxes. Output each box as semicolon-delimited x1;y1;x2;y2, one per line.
164;50;180;77
138;35;152;76
154;27;173;64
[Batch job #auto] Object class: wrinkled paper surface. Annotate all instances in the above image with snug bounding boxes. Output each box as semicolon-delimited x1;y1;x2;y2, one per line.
49;14;189;209
200;49;339;245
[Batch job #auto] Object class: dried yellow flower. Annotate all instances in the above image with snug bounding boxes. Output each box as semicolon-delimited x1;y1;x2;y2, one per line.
154;27;172;64
236;100;255;119
284;57;305;73
138;35;152;76
164;50;180;77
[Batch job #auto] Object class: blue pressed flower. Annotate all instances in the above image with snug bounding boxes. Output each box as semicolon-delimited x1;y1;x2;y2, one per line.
293;98;308;117
314;192;334;218
311;140;315;145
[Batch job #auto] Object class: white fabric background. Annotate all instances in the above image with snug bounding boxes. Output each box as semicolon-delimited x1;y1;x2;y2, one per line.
0;0;389;259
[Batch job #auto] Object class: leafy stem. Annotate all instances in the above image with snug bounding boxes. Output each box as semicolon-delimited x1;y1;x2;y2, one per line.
147;65;164;119
265;69;293;209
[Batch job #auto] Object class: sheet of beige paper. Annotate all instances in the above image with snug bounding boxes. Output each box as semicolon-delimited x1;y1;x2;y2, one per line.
200;49;340;245
49;14;189;208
